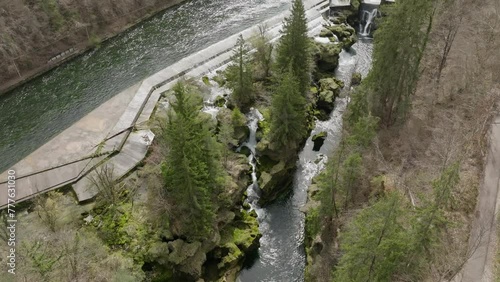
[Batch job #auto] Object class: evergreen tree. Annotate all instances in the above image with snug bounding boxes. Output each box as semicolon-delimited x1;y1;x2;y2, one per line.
226;35;254;111
269;70;307;153
218;118;236;167
334;192;412;282
367;0;435;125
162;82;218;239
251;24;274;80
276;0;311;96
405;162;459;272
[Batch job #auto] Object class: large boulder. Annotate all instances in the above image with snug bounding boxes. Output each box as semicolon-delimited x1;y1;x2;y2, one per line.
167;240;206;280
316;77;344;114
312;131;328;151
257;160;296;205
312;42;342;73
216;108;249;146
209;210;261;278
323;24;357;50
351;72;362;86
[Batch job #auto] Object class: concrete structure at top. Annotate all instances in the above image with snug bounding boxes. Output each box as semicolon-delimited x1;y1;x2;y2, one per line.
0;0;330;208
330;0;395;7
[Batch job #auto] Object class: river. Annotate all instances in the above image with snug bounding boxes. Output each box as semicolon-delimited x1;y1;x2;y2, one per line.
0;0;292;173
238;39;373;281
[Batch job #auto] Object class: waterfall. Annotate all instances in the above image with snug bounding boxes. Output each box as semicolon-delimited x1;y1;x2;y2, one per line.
359;5;379;37
238;108;264;206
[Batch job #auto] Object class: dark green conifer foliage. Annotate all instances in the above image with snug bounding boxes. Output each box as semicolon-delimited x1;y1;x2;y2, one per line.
334;192;412;282
226;35;254;111
367;0;435;125
276;0;311;96
269;70;307;153
162;82;218;240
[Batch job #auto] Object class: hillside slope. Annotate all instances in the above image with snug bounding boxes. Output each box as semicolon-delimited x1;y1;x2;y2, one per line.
0;0;184;93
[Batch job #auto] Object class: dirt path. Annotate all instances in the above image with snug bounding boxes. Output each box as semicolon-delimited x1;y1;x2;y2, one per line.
459;115;500;282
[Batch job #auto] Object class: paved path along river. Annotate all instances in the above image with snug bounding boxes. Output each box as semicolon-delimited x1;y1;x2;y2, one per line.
0;0;293;174
0;0;330;206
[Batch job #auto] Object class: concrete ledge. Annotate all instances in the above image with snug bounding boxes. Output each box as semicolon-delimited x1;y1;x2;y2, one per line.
0;0;329;207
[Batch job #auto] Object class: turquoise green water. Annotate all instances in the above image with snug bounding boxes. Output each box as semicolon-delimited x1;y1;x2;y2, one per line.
0;0;290;173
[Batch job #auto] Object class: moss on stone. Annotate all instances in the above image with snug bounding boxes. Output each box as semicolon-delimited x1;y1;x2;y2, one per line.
215;95;226;107
351;72;362;86
202;76;211;86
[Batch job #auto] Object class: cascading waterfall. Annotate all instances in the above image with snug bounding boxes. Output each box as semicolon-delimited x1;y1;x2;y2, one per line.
238;108;264;207
359;5;380;37
238;40;372;281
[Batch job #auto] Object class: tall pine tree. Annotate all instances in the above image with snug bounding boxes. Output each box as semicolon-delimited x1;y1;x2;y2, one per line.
276;0;311;96
367;0;435;125
269;69;307;154
162;82;218;240
226;35;254;111
334;192;412;282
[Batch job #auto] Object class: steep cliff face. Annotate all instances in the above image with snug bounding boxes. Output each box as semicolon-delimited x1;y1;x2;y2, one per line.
0;0;183;93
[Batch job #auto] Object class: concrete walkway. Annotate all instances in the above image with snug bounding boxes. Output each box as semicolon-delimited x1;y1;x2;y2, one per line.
459;115;500;282
0;0;329;207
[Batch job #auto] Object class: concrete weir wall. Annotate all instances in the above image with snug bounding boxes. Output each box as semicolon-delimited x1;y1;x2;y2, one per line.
0;0;329;208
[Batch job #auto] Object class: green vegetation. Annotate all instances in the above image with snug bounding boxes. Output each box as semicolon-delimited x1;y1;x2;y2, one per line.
161;82;223;240
40;0;66;31
269;70;307;154
250;25;274;80
366;0;435;125
275;0;311;96
225;35;255;111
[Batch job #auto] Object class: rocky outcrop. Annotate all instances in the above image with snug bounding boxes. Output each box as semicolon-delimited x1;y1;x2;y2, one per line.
312;41;342;73
312;131;327;151
216;108;250;146
257;160;296;205
351;72;362;86
319;24;357;50
315;77;344;118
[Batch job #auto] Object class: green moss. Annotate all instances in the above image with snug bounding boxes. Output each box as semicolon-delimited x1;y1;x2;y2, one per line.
217;242;243;269
351;72;362;86
202;76;211;86
215;95;226;107
305;207;321;241
312;131;328;141
212;71;226;87
89;33;101;48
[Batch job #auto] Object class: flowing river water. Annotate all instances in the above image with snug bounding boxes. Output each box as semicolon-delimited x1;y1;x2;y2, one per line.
237;39;373;281
0;0;292;173
0;0;377;280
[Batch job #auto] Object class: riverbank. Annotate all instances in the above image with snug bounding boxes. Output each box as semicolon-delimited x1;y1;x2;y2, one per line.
0;1;332;281
303;0;500;281
0;0;186;96
0;0;297;177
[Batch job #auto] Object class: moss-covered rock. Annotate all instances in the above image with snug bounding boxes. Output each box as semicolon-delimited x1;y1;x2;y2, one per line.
238;146;252;157
208;210;261;279
316;77;344;114
212;70;226;87
312;41;342;73
351;72;362;86
168;240;202;265
312;131;328;151
216;108;249;146
215;95;226;107
258;160;296;205
323;24;357;50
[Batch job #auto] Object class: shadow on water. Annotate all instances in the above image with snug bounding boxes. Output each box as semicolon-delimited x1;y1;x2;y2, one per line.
0;0;291;172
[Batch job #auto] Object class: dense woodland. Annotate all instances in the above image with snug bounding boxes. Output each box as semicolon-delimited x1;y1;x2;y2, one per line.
1;0;499;281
